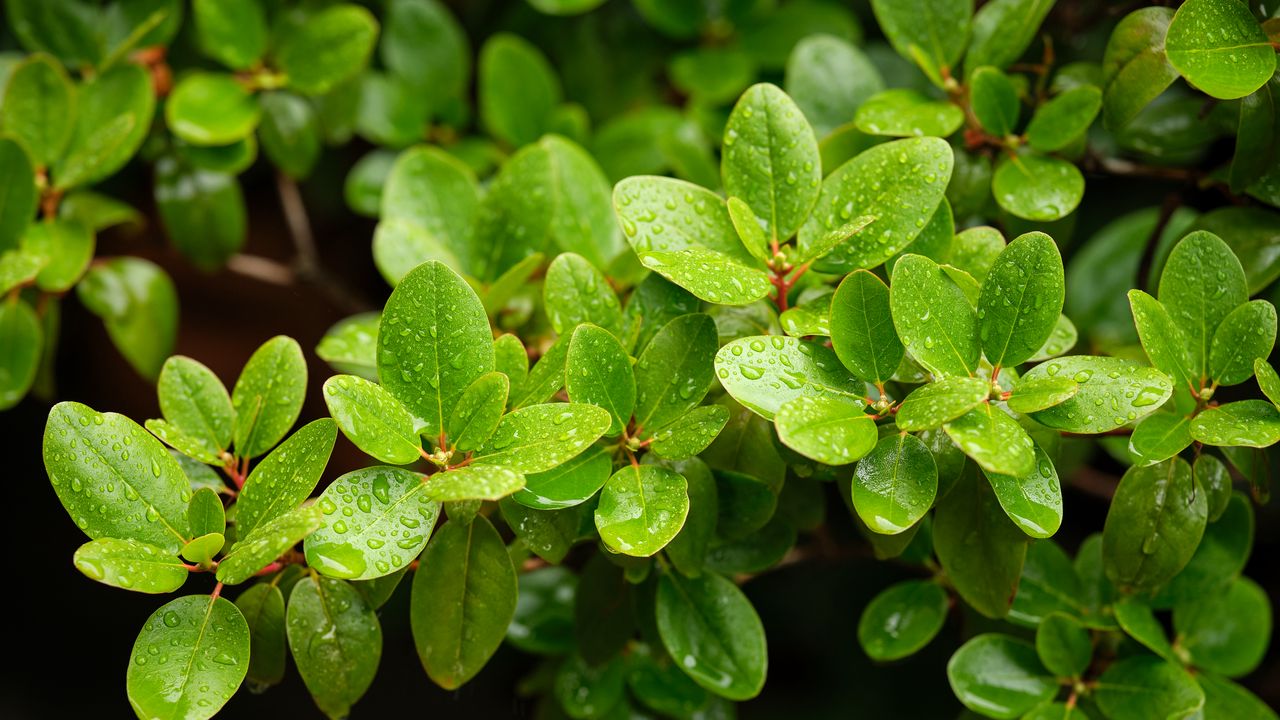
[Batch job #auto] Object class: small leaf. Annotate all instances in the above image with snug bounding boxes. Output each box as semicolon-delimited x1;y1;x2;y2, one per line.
193;0;267;70
425;465;525;502
1028;314;1078;362
513;446;611;510
411;517;517;689
166;72;261;146
992;154;1084;222
473;403;610;473
217;505;322;584
966;0;1057;74
1007;376;1079;413
1102;7;1179;128
305;466;440;581
258;91;322;179
1165;0;1275;100
1190;400;1280;447
634;313;718;431
725;196;773;264
595;464;689;557
891;254;980;377
127;595;249;720
447;372;509;452
235;419;336;539
656;571;767;701
858;580;948;661
947;634;1056;719
715;335;865;420
20;219;91;291
648;405;729;460
970;67;1020;137
510;333;569;408
978;232;1065;368
544;253;623;336
791;214;876;266
1103;458;1206;594
1027;86;1103;152
1175;577;1271;678
1021;356;1172;434
784;34;883;138
1129;289;1196;394
1129;411;1193;465
74;537;187;594
774;396;875;466
1210;300;1277;386
231;336;307;459
614;176;755;264
854;89;965;137
155;356;234;463
639;247;772;306
276;4;379;96
76;258;178;380
2;52;76;166
1036;612;1092;678
1094;657;1205;720
287;575;382;719
896;376;991;431
983;444;1063;539
870;0;972;85
566;324;636;436
323;375;420;465
316;313;379;380
852;432;938;534
1115;597;1179;662
380;145;478;262
188;487;226;537
154;155;247;270
829;270;905;385
1158;231;1248;383
478;33;560;147
55;64;154;189
0;299;42;410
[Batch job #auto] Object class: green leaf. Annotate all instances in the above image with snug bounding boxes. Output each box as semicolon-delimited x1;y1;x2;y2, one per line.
154;155;247;270
1010;540;1089;629
934;468;1028;618
425;464;525;502
193;0;267;70
852;432;938;534
639;247;772;305
258;91;321;179
785;34;883;138
513;445;611;510
506;565;576;654
0;298;41;410
1029;314;1079;361
649;404;729;460
614;175;754;264
669;46;754;105
217;505;322;585
1036;612;1091;678
573;551;633;663
411;517;517;689
774;396;876;465
965;0;1057;74
372;218;461;287
511;334;569;409
829;270;904;385
947;634;1056;719
595;464;689;557
154;356;234;463
1102;7;1178;128
306;466;440;581
634;313;718;431
20;219;91;292
498;497;585;564
493;334;528;389
235;419;336;539
1166;0;1275;100
166;72;260;146
897;377;992;431
1115;597;1179;661
1094;657;1204;720
1128;289;1196;395
1256;358;1280;407
1156;491;1253;607
891;254;980;377
792;215;877;267
721;83;820;243
992;153;1084;222
1103;458;1207;594
0;249;45;294
1021;356;1172;434
1129;411;1193;465
317;313;379;380
1175;577;1270;677
554;652;626;720
381;145;478;260
447;371;509;453
177;530;222;565
1027;85;1102;152
323;375;420;465
44;401;191;553
76;258;177;380
853;89;965;137
287;575;382;719
378;260;494;441
231;336;307;459
127;595;249;720
1195;453;1235;522
970;67;1020;137
978;232;1065;368
1190;208;1280;295
799;137;953;272
566;325;635;437
478;33;560;147
656;570;767;701
188;487;225;537
1007;376;1079;414
1210;300;1276;386
55;64;154;189
382;0;470;109
715;335;865;420
0;139;36;251
725;196;773;264
236;583;287;689
857;579;948;661
1160;231;1249;384
1199;674;1280;720
73;537;187;593
1190;399;1280;447
473;403;610;473
982;443;1062;538
2;53;75;166
544;253;623;337
870;0;972;85
277;4;378;96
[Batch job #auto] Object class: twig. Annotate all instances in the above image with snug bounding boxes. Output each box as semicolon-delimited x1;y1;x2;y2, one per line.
225;254;295;286
270;171;372;315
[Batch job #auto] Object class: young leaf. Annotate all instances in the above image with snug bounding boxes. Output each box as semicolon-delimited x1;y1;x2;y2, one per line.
499;498;585;564
852;432;938;534
725;196;773;264
897;377;991;431
982;444;1063;539
715;335;865;419
217;505;323;585
992;154;1084;222
0;299;42;410
2;53;75;166
656;571;767;701
424;465;525;502
287;575;383;719
775;396;876;466
947;635;1056;718
258;91;322;179
1165;0;1275;100
236;583;286;689
73;537;187;594
166;72;261;146
1190;400;1280;447
513;446;611;510
1209;300;1277;386
1158;231;1248;383
1006;376;1078;414
1114;597;1179;662
1102;7;1178;129
472;403;610;473
45;402;191;553
1020;356;1172;434
721;83;820;242
648;404;730;460
798;137;953;271
1026;86;1102;152
478;33;560;147
853;89;965;138
978;232;1064;368
969;67;1020;137
639;247;772;306
276;4;379;96
447;371;509;452
323;374;421;465
510;333;569;408
155;356;234;463
127;595;250;720
305;466;440;581
566;324;636;436
234;419;336;539
595;464;689;557
634;313;718;432
544;253;624;337
21;219;92;293
231;336;307;459
858;580;948;661
1174;577;1271;678
1093;657;1205;720
1036;613;1092;678
193;0;268;70
411;517;517;689
1129;411;1193;465
870;0;972;85
891;254;980;377
1103;458;1206;594
933;468;1029;619
378;260;495;441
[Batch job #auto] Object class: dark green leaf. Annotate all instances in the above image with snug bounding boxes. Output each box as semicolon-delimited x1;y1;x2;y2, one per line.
258;91;321;179
236;583;286;689
634;313;718;431
648;404;729;460
1027;86;1102;152
288;575;382;719
966;0;1057;74
852;432;938;534
944;402;1035;476
1035;612;1091;677
992;154;1083;222
1175;576;1270;677
946;634;1056;719
155;155;246;270
55;64;154;189
1166;0;1275;100
1101;7;1178;129
891;253;980;377
1190;400;1280;447
978;232;1064;368
934;468;1028;618
507;566;576;654
595;464;689;557
192;0;267;70
857;579;948;661
1210;300;1276;386
970;67;1020;137
277;4;378;96
1103;458;1207;594
656;571;767;701
1158;231;1248;383
983;443;1062;538
1094;657;1204;720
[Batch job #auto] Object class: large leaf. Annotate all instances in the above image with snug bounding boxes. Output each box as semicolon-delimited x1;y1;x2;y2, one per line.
127;595;250;720
217;505;322;585
287;575;382;719
656;571;767;701
512;446;612;510
595;464;689;557
947;634;1056;719
411;517;517;689
566;324;635;437
1021;356;1172;434
378;260;494;441
1175;577;1271;678
2;53;75;166
934;468;1028;618
305;466;440;580
870;0;972;85
638;247;772;305
891;254;980;377
775;396;876;465
942;400;1037;477
1094;657;1205;720
234;419;336;539
851;432;938;534
829;269;903;385
1103;458;1207;594
380;145;478;259
1165;0;1275;100
715;335;865;419
1190;399;1280;447
978;232;1064;368
1158;231;1248;383
323;374;421;465
784;34;883;137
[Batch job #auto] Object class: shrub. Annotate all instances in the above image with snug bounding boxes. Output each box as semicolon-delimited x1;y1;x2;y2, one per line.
9;0;1280;718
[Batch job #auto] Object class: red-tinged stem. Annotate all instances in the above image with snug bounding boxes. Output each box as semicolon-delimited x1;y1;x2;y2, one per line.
210;582;223;599
254;562;283;577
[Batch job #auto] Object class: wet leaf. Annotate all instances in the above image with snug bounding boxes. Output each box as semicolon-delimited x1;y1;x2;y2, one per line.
857;579;948;661
1027;86;1102;152
234;419;336;539
891;254;980;377
947;634;1056;718
634;313;719;431
472;403;611;473
774;396;875;466
1158;231;1248;383
1209;300;1276;386
982;444;1062;538
73;537;187;593
1021;356;1172;434
934;468;1028;618
716;335;865;420
217;505;323;585
1190;400;1280;447
1006;376;1078;414
287;574;382;719
1166;0;1275;100
276;4;378;95
425;464;525;502
1103;458;1206;594
854;89;964;138
992;154;1084;222
595;464;689;557
231;336;307;459
978;232;1065;368
897;376;991;431
969;67;1020;137
639;247;772;306
852;432;938;534
1094;657;1204;720
656;571;767;701
323;374;420;465
167;72;260;146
